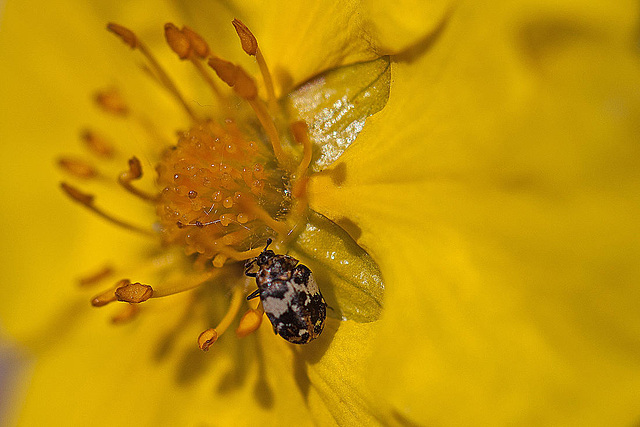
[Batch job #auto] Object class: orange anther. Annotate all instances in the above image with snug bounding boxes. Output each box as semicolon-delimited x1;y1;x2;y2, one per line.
58;157;98;179
95;89;129;116
115;282;153;303
111;304;140;324
78;265;114;287
107;23;138;49
91;279;129;307
164;23;191;59
212;253;227;268
81;130;115;159
91;291;117;307
207;57;237;86
182;26;210;58
232;19;257;56
235;308;264;338
291;121;309;143
126;157;143;179
233;66;257;100
61;182;154;236
198;328;218;351
60;182;94;205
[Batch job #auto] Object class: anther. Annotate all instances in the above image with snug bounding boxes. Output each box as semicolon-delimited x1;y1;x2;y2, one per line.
197;287;243;351
91;279;129;307
164;23;191;59
208;57;238;87
107;22;197;121
208;60;257;101
118;157;159;202
61;182;94;205
81;130;115;159
58;157;99;180
212;253;227;268
231;19;276;109
60;182;155;236
78;265;114;287
125;156;141;178
164;24;223;101
198;328;218;351
106;23;138;49
231;19;257;56
111;304;140;324
95;89;129;116
209;58;285;163
233;66;258;100
235;306;264;338
114;282;153;303
91;290;117;307
182;26;209;58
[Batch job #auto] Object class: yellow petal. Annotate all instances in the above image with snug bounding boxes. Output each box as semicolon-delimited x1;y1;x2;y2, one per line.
359;0;454;54
297;319;386;425
0;1;400;425
310;0;640;424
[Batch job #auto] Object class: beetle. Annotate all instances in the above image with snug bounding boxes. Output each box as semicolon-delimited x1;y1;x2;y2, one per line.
245;239;326;344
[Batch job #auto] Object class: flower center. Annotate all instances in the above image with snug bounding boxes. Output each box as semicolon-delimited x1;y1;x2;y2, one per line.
156;118;291;267
60;19;314;345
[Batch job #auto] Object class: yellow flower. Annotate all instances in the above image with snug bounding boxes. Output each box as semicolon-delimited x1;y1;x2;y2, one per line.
2;1;640;427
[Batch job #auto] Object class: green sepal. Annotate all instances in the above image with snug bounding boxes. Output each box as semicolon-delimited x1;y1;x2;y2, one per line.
290;210;384;323
283;56;391;172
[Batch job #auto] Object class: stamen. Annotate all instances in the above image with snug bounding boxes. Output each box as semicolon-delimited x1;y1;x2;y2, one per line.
190;57;225;100
232;19;276;110
107;22;197;121
60;182;155;236
111;304;140;324
78;265;114;287
212;253;227;268
114;282;153;303
235;193;289;235
151;270;220;298
247;97;287;165
81;130;116;159
198;328;218;351
207;58;287;165
165;23;224;103
118;157;159;202
231;19;257;56
164;23;191;59
182;26;209;58
232;66;258;100
216;246;263;262
91;279;129;307
57;157;99;180
91;291;117;307
106;23;137;48
235;305;264;338
290;121;313;184
197;286;244;351
207;57;237;86
286;121;312;237
95;88;129;116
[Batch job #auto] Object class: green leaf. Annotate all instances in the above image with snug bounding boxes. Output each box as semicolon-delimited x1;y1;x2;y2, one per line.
284;56;391;171
290;210;384;323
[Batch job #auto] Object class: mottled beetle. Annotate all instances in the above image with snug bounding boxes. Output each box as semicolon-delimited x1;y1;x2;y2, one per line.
245;239;326;344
